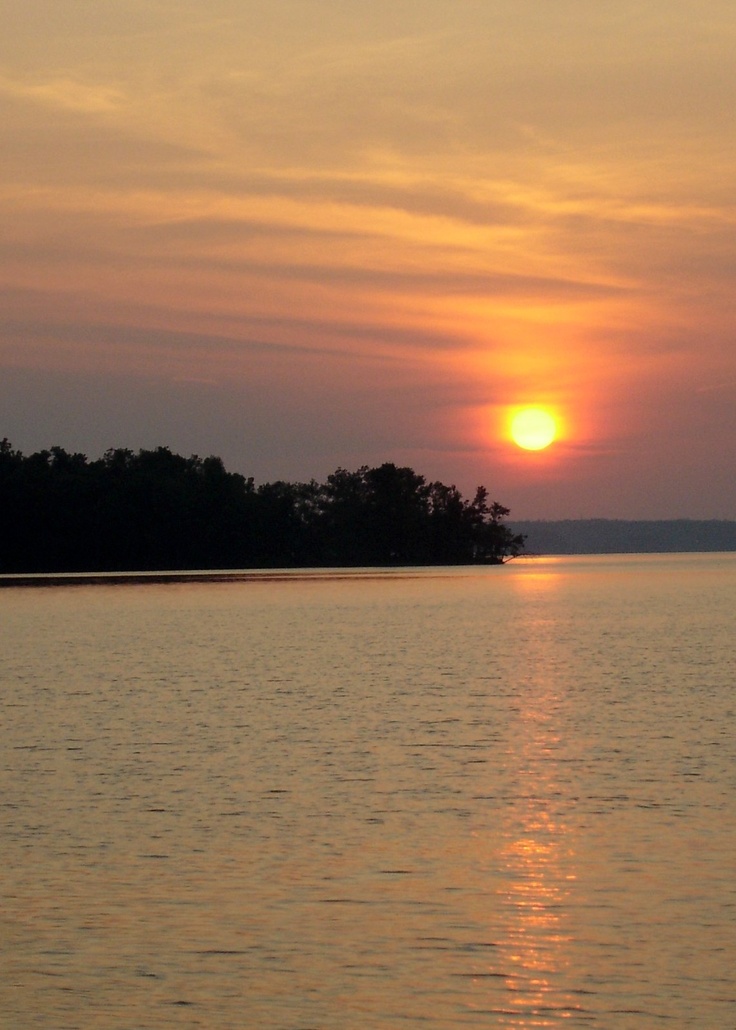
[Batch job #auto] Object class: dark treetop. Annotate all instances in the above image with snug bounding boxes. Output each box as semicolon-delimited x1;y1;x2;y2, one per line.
0;440;525;573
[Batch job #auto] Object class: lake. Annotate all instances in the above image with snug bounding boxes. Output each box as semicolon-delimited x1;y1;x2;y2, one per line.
1;555;735;1028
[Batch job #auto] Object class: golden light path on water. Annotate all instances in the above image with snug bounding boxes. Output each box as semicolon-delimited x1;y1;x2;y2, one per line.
470;568;580;1025
494;741;577;1025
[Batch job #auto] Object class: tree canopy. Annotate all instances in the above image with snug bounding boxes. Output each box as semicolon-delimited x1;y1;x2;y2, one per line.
0;439;525;573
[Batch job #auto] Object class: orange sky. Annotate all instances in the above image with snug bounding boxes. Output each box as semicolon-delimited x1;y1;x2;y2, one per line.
2;1;735;517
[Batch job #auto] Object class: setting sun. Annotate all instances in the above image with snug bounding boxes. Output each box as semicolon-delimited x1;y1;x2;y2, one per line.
510;407;558;451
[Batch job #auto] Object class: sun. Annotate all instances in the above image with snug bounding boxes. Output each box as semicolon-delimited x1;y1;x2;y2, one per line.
509;407;558;451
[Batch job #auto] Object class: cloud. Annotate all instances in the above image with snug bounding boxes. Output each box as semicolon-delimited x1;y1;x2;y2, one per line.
0;72;124;113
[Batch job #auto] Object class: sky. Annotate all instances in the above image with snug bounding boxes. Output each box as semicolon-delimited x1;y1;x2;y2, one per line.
2;0;736;519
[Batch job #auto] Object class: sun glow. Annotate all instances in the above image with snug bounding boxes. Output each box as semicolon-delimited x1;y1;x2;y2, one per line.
509;407;559;451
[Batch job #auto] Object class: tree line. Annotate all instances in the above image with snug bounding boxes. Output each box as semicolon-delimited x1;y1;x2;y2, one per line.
0;439;525;573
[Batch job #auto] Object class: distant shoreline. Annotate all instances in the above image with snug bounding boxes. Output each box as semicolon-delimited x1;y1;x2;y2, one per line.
513;519;736;554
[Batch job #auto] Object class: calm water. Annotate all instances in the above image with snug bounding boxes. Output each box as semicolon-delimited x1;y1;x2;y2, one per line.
1;555;735;1029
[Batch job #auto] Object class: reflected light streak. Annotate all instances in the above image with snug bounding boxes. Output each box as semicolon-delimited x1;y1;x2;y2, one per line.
473;618;581;1026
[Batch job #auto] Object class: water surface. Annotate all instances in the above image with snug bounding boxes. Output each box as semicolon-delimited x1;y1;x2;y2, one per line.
2;555;735;1027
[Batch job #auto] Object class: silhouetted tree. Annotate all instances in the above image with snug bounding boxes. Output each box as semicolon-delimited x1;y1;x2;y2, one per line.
0;441;525;572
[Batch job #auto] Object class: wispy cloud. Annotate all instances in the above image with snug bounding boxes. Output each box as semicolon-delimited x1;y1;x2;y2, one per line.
0;72;124;113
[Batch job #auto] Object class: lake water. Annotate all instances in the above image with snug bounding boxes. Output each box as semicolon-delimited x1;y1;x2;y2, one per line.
1;554;735;1029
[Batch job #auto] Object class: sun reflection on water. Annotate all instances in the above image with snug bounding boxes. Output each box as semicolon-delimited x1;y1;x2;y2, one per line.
496;808;577;1025
473;567;581;1025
